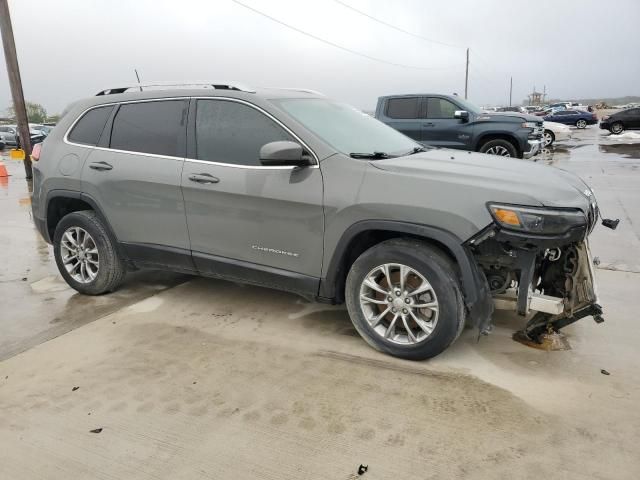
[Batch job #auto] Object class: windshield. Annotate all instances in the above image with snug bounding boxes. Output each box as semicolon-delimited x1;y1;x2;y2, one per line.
273;98;420;156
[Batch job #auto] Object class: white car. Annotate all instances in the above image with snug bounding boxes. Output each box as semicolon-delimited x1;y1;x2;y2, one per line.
543;121;572;146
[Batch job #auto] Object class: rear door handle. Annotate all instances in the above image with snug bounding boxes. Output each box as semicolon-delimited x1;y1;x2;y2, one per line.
188;173;220;184
89;161;113;171
423;123;435;127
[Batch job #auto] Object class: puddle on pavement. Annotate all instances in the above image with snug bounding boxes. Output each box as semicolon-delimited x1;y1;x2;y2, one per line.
599;144;640;159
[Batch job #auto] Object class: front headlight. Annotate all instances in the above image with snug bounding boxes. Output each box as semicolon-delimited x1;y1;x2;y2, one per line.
521;122;538;129
487;203;587;235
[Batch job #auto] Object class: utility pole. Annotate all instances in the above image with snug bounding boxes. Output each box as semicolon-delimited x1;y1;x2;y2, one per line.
0;0;32;179
509;77;513;106
464;48;469;99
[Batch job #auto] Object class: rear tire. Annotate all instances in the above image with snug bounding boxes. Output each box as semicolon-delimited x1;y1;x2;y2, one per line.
345;238;465;360
543;130;555;146
479;139;518;157
609;122;624;134
53;210;126;295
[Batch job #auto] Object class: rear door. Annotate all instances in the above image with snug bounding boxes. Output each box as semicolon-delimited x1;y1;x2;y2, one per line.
181;98;324;281
80;99;192;269
421;97;470;148
379;97;423;141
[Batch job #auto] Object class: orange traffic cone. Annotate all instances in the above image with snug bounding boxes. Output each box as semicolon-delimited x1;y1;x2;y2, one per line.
0;161;8;178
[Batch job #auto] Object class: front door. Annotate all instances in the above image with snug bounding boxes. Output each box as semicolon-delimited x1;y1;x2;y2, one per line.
421;97;471;148
181;98;324;284
81;99;191;268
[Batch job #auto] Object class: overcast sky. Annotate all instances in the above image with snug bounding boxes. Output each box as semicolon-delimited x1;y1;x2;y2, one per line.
1;0;639;115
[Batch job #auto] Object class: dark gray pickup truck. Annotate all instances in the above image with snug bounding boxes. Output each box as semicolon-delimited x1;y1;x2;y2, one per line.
375;94;543;158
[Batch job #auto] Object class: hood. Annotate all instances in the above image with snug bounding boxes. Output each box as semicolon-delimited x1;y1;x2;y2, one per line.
372;148;592;211
476;112;541;123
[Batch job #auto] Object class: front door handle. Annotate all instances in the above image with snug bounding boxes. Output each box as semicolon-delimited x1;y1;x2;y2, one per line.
189;173;220;184
423;122;435;127
89;161;113;171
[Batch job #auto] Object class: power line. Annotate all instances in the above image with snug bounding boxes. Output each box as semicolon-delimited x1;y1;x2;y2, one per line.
230;0;459;71
333;0;464;49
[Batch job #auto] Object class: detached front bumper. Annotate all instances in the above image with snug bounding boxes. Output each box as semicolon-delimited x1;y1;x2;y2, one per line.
523;139;542;159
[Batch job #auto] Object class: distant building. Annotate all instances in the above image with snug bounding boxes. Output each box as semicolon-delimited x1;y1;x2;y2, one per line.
527;91;545;106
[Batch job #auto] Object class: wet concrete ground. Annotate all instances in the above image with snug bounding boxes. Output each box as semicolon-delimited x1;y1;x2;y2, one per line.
0;127;639;479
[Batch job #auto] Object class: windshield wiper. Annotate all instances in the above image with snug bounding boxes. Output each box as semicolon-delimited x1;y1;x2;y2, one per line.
407;146;427;155
349;151;390;159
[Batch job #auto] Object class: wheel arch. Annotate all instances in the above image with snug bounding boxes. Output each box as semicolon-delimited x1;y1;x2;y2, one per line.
45;190;121;252
318;220;493;327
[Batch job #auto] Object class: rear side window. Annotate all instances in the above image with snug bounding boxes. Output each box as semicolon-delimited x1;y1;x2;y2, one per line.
426;98;458;119
385;98;420;119
195;100;293;166
110;100;187;157
68;106;113;145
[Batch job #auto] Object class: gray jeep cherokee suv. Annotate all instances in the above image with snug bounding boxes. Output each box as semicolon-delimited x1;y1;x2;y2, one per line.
32;82;605;360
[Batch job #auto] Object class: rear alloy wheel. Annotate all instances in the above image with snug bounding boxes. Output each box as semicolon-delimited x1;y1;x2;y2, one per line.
479;139;517;157
345;239;465;360
576;119;587;129
543;130;555;146
609;122;624;134
53;210;126;295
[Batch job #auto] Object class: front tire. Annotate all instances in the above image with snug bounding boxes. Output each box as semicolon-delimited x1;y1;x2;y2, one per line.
609;122;624;134
53;210;126;295
576;119;587;129
543;130;555;146
479;139;518;157
345;239;465;360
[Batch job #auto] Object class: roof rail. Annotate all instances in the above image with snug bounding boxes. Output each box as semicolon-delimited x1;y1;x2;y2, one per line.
95;81;255;96
266;87;325;96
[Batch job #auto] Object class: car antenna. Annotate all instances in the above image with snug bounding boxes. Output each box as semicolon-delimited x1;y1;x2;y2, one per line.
134;69;143;92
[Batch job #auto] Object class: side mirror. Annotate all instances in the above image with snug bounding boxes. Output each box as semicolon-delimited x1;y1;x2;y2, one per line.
454;110;469;121
259;141;311;167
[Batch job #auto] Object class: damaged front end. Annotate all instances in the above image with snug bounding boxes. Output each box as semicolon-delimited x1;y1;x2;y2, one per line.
467;200;614;344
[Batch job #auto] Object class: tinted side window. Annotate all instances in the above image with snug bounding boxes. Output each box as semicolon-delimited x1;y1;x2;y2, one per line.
426;98;458;119
385;98;420;119
68;106;113;146
110;100;187;156
195;100;293;166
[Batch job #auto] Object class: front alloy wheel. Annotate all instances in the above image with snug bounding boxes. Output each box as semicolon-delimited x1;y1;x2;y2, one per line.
359;263;439;345
610;122;624;134
543;130;555;146
485;145;512;156
576;119;587;129
345;238;465;360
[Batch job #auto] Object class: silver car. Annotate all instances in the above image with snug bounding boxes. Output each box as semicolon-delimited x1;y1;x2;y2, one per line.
31;82;609;359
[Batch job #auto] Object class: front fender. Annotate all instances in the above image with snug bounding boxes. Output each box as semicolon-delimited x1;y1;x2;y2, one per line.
319;220;493;328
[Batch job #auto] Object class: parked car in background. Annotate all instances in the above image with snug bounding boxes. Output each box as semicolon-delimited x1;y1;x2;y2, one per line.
0;125;18;146
600;108;640;134
495;106;522;113
30;124;54;136
31;82;606;358
375;94;543;158
543;110;598;128
543;121;572;146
